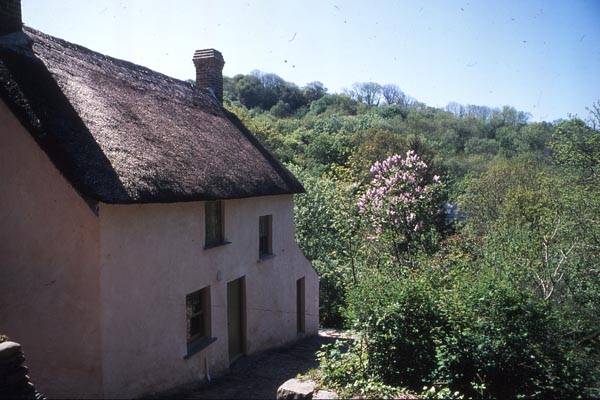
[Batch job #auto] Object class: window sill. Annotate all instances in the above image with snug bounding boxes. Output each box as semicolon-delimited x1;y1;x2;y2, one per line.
203;241;231;250
184;336;217;359
257;254;275;263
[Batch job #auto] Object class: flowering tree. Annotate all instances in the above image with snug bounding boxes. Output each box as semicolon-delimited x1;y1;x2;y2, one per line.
358;151;443;264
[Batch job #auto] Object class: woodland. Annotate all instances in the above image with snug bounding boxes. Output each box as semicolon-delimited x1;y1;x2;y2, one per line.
222;71;600;398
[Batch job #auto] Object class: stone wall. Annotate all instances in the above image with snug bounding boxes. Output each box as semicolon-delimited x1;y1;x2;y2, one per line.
0;341;44;399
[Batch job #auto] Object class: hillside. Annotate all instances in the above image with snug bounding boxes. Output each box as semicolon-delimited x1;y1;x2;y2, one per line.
223;71;600;399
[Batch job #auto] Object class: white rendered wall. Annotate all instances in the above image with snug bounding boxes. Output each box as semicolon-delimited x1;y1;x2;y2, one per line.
0;100;103;398
99;195;318;398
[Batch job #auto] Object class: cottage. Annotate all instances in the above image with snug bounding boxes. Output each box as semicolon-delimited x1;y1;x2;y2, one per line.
0;2;318;398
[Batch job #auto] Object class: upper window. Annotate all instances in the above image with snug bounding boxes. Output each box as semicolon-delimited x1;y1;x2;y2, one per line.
186;286;211;345
205;200;224;246
259;215;272;258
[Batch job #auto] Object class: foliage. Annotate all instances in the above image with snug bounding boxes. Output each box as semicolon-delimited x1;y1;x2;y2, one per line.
347;82;382;106
358;151;444;264
349;129;411;181
347;274;443;389
460;158;557;235
319;131;598;397
224;71;325;116
224;76;600;397
436;273;590;399
381;84;413;110
225;71;549;192
316;339;409;398
420;385;465;399
308;93;359;116
302;81;328;103
292;165;363;326
337;256;596;398
550;117;600;180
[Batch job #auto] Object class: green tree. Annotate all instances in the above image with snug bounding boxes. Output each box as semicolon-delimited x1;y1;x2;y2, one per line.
302;81;327;103
270;99;291;118
349;82;382;106
461;158;551;234
292;166;363;326
358;151;444;266
309;94;359;116
551;117;600;180
381;84;412;110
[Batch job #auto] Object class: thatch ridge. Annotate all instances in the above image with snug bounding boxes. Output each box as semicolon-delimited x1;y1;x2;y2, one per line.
0;27;304;204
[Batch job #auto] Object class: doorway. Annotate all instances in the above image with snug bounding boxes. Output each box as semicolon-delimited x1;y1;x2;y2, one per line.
296;277;305;334
227;277;245;363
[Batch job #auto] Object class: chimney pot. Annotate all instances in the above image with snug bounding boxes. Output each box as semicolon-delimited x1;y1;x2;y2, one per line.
0;0;22;35
193;48;225;103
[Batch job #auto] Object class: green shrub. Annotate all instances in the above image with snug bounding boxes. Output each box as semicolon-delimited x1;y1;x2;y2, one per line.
316;339;407;398
347;274;444;390
339;263;596;399
312;259;347;327
435;278;582;398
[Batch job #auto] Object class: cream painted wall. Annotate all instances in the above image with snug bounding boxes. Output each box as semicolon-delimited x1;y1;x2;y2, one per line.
0;100;318;399
99;195;318;398
0;100;104;398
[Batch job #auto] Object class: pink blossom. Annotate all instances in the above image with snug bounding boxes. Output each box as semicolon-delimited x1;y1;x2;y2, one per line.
358;150;442;241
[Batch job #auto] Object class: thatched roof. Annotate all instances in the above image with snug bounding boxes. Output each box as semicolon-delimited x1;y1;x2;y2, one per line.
0;27;304;203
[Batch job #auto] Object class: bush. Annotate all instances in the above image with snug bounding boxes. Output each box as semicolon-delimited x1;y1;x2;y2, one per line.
346;274;443;390
312;259;347;327
338;261;596;399
316;339;407;398
436;276;589;399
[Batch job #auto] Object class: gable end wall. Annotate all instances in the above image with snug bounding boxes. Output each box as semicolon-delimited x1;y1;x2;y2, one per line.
0;99;103;398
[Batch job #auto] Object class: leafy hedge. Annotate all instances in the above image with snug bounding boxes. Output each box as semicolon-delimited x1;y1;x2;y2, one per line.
341;265;596;399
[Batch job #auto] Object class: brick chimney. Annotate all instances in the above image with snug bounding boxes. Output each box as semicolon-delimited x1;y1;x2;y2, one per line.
193;49;225;103
0;0;22;35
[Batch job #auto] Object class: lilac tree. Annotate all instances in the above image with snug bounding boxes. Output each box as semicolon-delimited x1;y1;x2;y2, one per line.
358;151;443;265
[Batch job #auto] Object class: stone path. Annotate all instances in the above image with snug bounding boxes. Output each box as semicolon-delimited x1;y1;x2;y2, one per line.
148;330;350;399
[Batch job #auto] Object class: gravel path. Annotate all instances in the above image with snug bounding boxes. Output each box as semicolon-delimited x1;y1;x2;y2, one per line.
148;330;350;399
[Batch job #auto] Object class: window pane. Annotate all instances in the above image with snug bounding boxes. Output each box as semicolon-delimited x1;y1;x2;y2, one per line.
186;287;210;343
259;217;267;236
259;237;267;255
205;201;223;244
259;215;271;257
191;296;202;315
190;314;204;338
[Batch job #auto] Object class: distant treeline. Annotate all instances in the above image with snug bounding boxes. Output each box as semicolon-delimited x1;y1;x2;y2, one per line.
222;70;555;198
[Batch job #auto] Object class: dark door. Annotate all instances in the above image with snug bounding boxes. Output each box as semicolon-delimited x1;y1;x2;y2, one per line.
227;277;244;363
297;277;305;333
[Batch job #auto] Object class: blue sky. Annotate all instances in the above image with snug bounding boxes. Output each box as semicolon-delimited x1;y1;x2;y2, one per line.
23;0;600;122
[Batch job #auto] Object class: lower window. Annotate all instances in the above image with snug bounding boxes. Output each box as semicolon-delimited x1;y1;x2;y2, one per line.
186;286;211;346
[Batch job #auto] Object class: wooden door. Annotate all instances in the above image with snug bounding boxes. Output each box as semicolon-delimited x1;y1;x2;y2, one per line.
227;277;244;363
